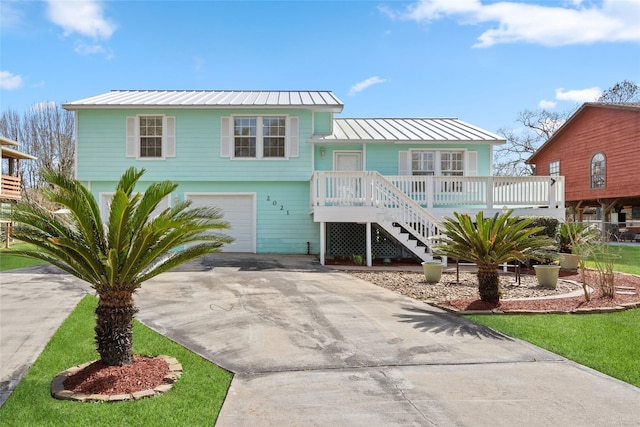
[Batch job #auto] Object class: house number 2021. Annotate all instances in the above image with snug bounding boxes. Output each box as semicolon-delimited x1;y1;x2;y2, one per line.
266;196;289;215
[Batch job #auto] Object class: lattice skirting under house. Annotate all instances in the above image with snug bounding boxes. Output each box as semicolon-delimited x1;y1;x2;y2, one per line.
326;223;411;259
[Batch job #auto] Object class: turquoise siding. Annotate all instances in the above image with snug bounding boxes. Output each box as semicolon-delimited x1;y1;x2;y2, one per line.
314;144;493;175
313;112;332;134
76;109;314;183
83;179;318;255
77;106;497;255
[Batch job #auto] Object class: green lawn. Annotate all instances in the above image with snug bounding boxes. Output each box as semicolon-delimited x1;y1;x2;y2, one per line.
584;244;640;275
465;245;640;389
465;310;640;388
0;242;46;271
0;295;232;427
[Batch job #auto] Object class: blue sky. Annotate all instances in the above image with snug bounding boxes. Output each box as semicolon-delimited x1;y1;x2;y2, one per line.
1;0;639;133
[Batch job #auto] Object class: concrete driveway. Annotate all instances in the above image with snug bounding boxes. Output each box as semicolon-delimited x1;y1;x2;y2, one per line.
2;255;639;425
132;254;640;427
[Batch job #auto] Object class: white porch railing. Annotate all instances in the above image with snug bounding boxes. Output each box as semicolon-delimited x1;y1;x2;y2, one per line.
311;172;564;211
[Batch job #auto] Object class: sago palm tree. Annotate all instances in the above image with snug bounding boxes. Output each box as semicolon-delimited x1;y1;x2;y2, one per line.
7;167;233;366
432;210;555;305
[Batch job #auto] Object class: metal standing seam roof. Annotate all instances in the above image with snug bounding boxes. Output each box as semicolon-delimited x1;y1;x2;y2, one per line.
63;90;344;111
312;118;505;143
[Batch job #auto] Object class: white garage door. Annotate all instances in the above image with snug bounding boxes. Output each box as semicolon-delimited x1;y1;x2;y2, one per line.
186;194;255;253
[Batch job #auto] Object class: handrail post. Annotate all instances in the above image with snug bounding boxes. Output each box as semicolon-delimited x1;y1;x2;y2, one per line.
487;176;494;209
318;172;326;207
366;172;373;206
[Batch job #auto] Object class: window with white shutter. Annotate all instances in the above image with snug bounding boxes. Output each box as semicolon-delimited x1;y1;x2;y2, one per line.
125;115;175;159
223;115;296;159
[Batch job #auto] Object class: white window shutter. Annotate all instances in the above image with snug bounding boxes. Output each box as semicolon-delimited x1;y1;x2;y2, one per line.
287;116;299;157
165;116;176;157
126;116;137;157
220;116;231;158
467;151;478;176
398;151;411;175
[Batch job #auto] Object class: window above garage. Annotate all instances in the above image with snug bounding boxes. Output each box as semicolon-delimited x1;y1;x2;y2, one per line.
221;116;299;160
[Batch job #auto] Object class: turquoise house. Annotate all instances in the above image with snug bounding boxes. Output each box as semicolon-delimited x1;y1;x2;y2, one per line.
64;90;564;266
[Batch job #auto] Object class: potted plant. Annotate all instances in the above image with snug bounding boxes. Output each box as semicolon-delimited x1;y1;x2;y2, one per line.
533;261;561;289
421;259;443;283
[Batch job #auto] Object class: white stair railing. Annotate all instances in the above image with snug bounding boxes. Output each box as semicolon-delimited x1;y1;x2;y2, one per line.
371;172;442;250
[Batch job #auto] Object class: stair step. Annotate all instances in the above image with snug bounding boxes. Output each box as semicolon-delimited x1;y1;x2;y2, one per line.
616;291;637;295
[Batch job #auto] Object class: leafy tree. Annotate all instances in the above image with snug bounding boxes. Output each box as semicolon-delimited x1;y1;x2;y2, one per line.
433;210;555;305
6;167;233;366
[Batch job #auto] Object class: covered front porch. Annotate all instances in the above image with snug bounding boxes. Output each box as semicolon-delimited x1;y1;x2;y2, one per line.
310;171;565;266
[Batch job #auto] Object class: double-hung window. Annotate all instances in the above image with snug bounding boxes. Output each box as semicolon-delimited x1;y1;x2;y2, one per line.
549;160;560;176
139;116;163;158
410;150;464;192
440;151;464;192
233;116;287;159
412;151;435;176
234;117;257;158
126;115;176;159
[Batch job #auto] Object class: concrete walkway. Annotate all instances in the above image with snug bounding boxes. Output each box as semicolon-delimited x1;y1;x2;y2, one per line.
0;265;87;406
2;255;639;426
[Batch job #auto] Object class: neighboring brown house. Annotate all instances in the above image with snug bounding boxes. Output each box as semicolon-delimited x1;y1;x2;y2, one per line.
526;102;640;240
1;136;36;247
1;136;36;202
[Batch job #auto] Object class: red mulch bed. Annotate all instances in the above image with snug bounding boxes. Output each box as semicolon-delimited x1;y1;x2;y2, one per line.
440;269;640;312
63;356;169;395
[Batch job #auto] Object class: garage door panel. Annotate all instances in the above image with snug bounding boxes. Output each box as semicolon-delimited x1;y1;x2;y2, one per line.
187;194;255;253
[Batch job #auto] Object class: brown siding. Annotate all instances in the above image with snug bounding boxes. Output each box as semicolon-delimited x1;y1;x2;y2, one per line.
531;107;640;203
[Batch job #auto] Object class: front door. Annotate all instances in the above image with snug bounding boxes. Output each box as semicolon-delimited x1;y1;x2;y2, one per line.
334;151;363;201
334;151;362;171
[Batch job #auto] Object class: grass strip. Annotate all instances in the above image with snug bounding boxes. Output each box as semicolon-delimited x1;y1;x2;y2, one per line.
0;295;232;427
0;242;46;271
465;310;640;388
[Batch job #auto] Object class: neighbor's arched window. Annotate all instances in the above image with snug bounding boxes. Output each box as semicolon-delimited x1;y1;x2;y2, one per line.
591;152;605;189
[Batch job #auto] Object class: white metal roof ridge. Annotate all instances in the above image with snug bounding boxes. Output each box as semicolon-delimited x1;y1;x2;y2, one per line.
63;90;344;110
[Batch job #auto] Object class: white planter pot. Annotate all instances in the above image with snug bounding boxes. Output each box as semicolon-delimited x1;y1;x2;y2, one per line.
559;253;579;270
533;265;560;289
422;261;443;283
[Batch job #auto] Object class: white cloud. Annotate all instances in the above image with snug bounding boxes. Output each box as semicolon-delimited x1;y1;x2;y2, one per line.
0;70;24;90
74;41;106;55
0;1;24;29
555;86;602;103
538;99;557;109
348;76;387;96
46;0;115;39
393;0;640;47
